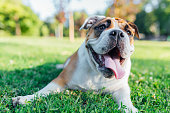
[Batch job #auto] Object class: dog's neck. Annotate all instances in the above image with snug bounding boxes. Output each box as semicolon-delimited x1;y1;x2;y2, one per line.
78;41;97;72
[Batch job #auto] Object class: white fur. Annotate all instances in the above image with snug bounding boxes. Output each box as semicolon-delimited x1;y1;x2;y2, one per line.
12;82;62;105
112;17;119;28
37;82;63;95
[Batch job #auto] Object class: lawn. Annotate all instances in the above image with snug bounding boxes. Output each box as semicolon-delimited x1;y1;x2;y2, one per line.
0;37;169;113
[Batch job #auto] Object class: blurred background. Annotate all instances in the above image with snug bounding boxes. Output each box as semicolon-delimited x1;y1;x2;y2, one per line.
0;0;169;41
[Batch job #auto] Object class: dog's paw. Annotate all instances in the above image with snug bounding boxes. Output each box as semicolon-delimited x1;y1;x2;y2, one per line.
125;107;138;113
12;96;27;107
132;107;138;113
119;106;138;113
12;95;34;107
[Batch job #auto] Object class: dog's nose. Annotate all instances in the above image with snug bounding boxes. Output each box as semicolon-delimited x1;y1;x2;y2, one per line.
109;30;124;38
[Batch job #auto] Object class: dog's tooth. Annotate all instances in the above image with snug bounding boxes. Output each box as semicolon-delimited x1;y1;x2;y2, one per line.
99;55;102;61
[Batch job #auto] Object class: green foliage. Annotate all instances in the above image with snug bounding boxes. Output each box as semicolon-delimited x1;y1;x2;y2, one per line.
0;38;169;112
63;27;69;37
0;0;42;36
135;0;170;35
40;25;49;36
154;0;170;35
0;30;11;36
43;20;58;36
135;11;156;35
73;11;88;37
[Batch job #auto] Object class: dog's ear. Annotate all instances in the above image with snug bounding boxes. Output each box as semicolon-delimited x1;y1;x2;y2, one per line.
79;15;105;30
128;22;140;39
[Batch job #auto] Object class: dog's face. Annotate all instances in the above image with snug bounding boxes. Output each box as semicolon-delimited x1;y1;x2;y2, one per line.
80;16;139;79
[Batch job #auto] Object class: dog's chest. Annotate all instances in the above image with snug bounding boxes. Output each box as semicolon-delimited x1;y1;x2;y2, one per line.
67;65;129;92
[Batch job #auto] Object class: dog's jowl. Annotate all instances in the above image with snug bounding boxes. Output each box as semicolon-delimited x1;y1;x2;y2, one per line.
12;15;140;113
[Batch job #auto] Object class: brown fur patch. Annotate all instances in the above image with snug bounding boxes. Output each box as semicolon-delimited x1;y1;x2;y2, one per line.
85;17;115;44
130;37;134;45
52;51;78;87
122;25;135;45
115;18;137;45
128;22;140;39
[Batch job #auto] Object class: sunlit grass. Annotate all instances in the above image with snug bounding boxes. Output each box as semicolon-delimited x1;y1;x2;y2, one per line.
0;37;169;112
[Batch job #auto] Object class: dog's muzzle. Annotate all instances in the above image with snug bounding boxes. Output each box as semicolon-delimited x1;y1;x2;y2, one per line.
87;29;132;79
109;30;124;41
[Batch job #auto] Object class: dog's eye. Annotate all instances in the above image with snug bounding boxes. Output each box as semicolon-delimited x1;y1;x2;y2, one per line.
94;24;106;37
106;19;111;27
127;30;131;35
98;24;106;30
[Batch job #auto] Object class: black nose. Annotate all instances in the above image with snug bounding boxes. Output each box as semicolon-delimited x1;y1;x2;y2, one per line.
109;30;124;38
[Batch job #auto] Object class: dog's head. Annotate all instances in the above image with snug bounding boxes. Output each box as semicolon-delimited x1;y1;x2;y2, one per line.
80;15;140;79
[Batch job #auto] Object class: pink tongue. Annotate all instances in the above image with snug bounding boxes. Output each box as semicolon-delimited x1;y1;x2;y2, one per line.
104;55;125;79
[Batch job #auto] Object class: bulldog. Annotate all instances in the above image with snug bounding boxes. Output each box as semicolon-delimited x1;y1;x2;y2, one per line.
12;15;140;113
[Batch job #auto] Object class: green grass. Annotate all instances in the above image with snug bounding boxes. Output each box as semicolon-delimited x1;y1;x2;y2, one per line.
0;38;169;112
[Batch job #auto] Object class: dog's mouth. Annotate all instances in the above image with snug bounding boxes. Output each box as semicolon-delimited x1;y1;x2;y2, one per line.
89;46;126;79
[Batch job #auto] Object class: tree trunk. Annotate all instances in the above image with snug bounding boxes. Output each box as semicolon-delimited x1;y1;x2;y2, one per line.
15;20;21;36
58;23;63;39
69;12;74;42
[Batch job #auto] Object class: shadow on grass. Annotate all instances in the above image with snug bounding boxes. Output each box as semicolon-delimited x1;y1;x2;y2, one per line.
0;58;169;112
0;61;63;96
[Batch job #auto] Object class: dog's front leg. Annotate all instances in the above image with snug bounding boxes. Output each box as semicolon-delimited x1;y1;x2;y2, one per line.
12;79;64;106
12;51;78;106
112;84;138;113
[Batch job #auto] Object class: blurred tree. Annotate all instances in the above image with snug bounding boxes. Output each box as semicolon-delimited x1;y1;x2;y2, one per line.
53;0;68;39
53;0;75;41
40;24;49;36
63;26;69;37
105;0;143;22
74;11;88;38
135;0;170;36
55;11;66;38
43;19;58;37
135;10;156;35
154;0;170;35
0;0;42;36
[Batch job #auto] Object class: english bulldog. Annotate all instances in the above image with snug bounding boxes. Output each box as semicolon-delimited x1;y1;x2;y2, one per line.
12;15;140;113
